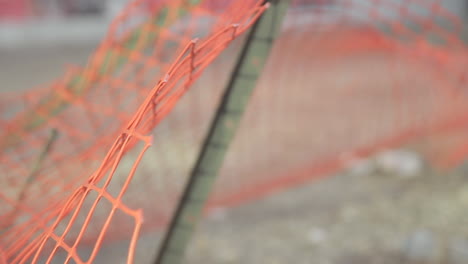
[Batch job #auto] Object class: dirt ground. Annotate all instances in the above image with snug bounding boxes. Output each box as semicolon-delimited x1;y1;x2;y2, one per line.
2;41;468;264
187;163;468;264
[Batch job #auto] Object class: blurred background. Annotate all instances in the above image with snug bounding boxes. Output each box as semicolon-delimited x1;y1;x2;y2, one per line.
0;0;467;48
2;0;468;263
0;0;123;46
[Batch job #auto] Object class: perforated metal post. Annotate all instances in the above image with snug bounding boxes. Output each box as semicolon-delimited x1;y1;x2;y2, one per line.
154;1;290;263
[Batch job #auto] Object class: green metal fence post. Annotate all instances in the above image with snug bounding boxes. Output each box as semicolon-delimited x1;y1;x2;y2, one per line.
154;1;290;263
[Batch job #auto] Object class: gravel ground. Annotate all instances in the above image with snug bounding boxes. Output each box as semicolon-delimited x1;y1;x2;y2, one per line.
186;160;468;264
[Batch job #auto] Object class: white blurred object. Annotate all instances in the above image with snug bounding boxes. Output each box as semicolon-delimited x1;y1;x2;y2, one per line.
105;0;129;20
348;157;375;176
339;151;376;176
403;229;439;262
307;227;328;245
375;149;423;177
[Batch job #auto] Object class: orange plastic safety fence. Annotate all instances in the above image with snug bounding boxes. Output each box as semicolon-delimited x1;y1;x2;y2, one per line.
1;0;468;263
0;0;266;262
207;0;468;208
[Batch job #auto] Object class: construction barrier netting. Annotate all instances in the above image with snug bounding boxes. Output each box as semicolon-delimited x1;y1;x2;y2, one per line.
1;0;468;263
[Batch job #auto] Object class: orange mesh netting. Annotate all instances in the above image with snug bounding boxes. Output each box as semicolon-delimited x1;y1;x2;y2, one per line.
208;0;468;208
1;0;468;263
0;0;267;262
